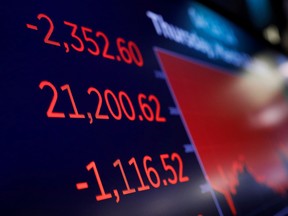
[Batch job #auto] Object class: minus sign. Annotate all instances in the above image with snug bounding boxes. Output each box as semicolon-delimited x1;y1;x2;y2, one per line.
26;24;38;30
76;182;89;190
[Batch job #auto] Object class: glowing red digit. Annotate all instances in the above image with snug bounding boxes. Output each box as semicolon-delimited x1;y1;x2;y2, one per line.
143;156;161;188
37;14;60;46
104;90;122;120
171;153;189;182
138;93;154;121
128;41;144;67
116;38;132;64
148;95;166;122
81;27;100;56
129;157;150;191
118;91;135;121
61;84;85;118
39;81;65;118
87;87;109;120
64;21;84;52
113;159;136;195
86;161;112;201
95;31;115;60
160;154;177;184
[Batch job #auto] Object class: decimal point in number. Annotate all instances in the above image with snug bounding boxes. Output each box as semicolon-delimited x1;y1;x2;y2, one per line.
163;179;168;186
116;56;121;61
138;115;143;121
64;42;70;53
113;189;120;203
87;112;93;124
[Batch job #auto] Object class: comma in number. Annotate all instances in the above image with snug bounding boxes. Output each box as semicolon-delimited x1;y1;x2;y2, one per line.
64;42;70;53
113;189;120;203
163;179;168;186
87;112;93;124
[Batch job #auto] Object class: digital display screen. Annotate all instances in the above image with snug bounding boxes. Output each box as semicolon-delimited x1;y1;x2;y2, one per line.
2;1;288;215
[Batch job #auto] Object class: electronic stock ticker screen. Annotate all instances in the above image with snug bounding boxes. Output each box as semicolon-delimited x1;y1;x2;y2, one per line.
1;1;288;216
